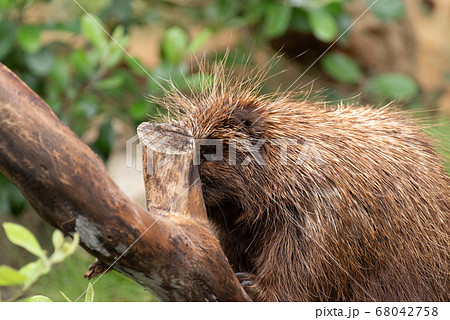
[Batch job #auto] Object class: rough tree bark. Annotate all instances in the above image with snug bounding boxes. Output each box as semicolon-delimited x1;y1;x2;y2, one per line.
0;63;250;301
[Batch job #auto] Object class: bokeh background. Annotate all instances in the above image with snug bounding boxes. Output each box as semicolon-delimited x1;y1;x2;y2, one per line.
0;0;449;301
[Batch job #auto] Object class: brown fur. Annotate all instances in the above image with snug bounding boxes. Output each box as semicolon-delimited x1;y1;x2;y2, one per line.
156;60;450;301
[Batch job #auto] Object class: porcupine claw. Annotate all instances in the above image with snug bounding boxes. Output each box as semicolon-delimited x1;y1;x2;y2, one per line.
236;272;260;301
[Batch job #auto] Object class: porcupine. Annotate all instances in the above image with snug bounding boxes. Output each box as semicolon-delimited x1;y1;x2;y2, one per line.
157;59;450;302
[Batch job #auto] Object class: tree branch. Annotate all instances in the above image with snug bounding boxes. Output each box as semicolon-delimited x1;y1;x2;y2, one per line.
0;63;250;301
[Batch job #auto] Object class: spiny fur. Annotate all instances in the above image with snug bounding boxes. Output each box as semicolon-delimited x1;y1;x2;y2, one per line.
154;58;450;301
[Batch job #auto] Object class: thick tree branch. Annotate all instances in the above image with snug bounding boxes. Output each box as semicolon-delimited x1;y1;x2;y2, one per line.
0;63;250;301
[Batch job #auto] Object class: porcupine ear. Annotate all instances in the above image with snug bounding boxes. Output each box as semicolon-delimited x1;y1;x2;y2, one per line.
230;108;265;138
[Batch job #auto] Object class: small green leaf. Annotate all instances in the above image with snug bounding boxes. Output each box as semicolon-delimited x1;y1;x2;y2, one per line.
80;14;107;49
85;282;95;302
103;45;123;70
94;75;124;90
130;101;149;121
103;26;127;69
369;0;405;22
188;28;212;53
161;26;189;64
86;50;101;70
124;55;148;77
63;233;79;256
52;233;79;263
3;222;45;258
19;260;46;280
70;48;94;77
24;49;54;76
60;291;72;302
307;8;338;42
321;52;362;84
26;295;52;302
50;251;64;264
111;24;129;48
52;230;64;251
18;25;41;53
290;8;310;32
0;265;27;286
366;73;419;101
263;2;292;38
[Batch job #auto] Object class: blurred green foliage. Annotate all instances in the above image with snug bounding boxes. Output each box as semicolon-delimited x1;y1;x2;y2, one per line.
0;222;78;301
0;221;152;301
29;248;156;302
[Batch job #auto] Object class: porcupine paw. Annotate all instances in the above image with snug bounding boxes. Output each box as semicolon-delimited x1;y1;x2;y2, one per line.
235;272;261;301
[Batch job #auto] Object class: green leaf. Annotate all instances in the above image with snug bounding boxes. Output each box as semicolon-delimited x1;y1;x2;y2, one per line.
18;25;41;53
70;48;94;77
86;50;101;70
369;0;405;22
52;233;79;263
50;250;65;264
124;55;148;77
111;24;128;48
24;49;54;76
263;2;292;38
19;260;47;280
25;295;52;302
104;45;123;70
307;8;338;42
52;230;64;251
3;223;45;258
130;101;149;121
63;233;79;256
0;20;17;59
94;74;124;90
321;52;362;84
80;14;107;49
188;28;212;53
103;25;127;69
0;265;27;286
290;8;310;32
85;282;95;302
161;26;189;64
366;73;419;101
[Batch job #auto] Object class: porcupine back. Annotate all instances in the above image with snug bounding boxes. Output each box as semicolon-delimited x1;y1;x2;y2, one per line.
156;60;450;301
